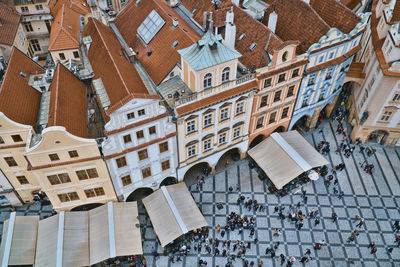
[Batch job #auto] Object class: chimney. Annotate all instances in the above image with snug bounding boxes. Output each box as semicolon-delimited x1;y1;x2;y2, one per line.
268;11;278;33
167;0;179;7
224;7;236;49
302;0;310;4
203;11;208;29
208;12;213;31
172;17;179;28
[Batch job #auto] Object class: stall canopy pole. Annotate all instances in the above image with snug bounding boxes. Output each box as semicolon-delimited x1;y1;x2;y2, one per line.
1;212;16;267
161;186;188;233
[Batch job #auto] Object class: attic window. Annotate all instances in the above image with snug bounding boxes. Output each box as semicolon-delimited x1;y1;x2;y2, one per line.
135;0;140;4
20;72;26;78
137;10;165;44
249;42;257;51
192;9;196;14
238;33;245;40
172;40;179;48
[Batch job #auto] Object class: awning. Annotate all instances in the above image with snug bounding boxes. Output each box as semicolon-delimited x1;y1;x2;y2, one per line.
143;183;207;247
248;131;328;189
0;214;39;266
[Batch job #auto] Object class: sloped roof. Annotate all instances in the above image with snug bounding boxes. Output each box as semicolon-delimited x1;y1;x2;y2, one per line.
114;0;200;85
0;48;44;127
47;64;88;138
49;4;81;51
341;0;362;10
389;0;400;24
83;18;154;116
0;2;21;46
48;0;90;17
178;30;242;70
310;0;361;34
180;0;284;69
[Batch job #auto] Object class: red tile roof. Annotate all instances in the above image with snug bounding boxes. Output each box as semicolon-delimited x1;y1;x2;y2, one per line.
341;0;362;10
114;0;200;85
83;18;156;117
0;2;21;46
48;5;81;51
48;64;88;138
48;0;90;17
263;0;330;54
0;48;44;126
389;0;400;24
180;0;284;69
309;0;361;34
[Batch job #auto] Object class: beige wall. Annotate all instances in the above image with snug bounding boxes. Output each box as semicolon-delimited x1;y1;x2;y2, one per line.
0;113;40;202
50;49;80;64
25;126;116;211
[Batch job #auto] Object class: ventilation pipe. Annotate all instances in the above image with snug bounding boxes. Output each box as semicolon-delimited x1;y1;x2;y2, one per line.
225;7;236;49
268;10;278;33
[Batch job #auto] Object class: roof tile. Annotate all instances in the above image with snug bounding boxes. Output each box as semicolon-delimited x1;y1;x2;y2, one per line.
48;0;90;17
0;2;21;46
49;5;81;51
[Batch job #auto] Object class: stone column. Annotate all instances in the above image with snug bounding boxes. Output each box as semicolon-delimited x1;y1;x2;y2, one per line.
240;152;247;160
309;107;321;130
325;94;340;118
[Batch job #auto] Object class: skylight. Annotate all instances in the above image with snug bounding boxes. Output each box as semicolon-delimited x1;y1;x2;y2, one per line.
238;33;245;40
249;42;257;51
137;10;165;44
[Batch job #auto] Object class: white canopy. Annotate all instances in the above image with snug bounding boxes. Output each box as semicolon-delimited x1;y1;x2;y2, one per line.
143;183;208;247
0;202;142;267
248;131;329;189
0;214;39;266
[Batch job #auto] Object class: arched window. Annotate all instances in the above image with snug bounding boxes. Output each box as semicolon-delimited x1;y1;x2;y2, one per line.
282;51;288;62
204;73;212;88
222;67;230;83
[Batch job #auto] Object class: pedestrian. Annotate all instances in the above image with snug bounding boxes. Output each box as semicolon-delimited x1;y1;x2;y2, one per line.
228;186;233;192
221;230;225;238
300;256;308;263
236;184;240;192
280;254;285;266
305;248;311;256
314;218;320;226
368;242;375;249
216;224;221;233
357;219;364;227
332;212;338;222
274;242;280;250
274;206;279;213
371;247;377;254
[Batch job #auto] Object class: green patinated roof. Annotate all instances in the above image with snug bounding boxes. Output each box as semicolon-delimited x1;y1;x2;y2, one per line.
178;30;242;71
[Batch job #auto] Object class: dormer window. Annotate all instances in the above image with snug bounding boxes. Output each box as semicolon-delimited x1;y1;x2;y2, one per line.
137;10;165;44
222;67;230;83
204;73;212;89
282;51;288;62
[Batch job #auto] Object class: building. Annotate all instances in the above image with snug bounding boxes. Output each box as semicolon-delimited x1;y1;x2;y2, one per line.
13;0;52;64
259;0;368;131
48;4;82;63
83;18;179;201
0;48;44;203
347;0;400;146
23;63;116;211
0;2;27;62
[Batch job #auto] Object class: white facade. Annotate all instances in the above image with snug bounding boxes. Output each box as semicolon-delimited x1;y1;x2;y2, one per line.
102;98;178;201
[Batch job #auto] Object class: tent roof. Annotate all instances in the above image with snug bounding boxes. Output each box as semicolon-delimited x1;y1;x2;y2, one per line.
143;183;207;247
248;131;328;189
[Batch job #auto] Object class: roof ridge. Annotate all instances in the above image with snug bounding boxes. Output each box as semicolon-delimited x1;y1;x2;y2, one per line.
51;64;61;125
302;0;331;30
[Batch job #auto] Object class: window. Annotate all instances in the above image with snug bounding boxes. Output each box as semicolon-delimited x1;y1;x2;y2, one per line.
16;176;29;185
187;120;196;134
30;39;41;51
47;173;71;185
121;175;132;186
87;168;98;178
84;187;105;198
264;78;272;88
0;137;4;144
236;102;244;115
138;109;145;116
318;56;324;63
256;117;264;129
278;73;286;83
161;160;170;171
287;86;295;97
302;95;309;107
281;107;289;119
149;126;156;135
380;111;393;122
188;145;196;157
325;68;333;80
73;51;80;58
222;67;230;83
49;153;59;161
259;95;268;108
136;130;144;139
127;112;135;120
123;134;132;144
116;157;127;168
392;93;400;102
328;51;334;59
68;150;79;158
141;167;152;178
35;4;43;10
233;126;241;138
11;135;22;142
292;68;299;78
273;91;281;102
204;113;213;127
58;192;79;202
21;6;29;12
159;141;169;153
137;10;165;44
269;112;276;124
219;133;227;144
24;22;33;32
138;149;148;160
75;169;98;180
203;139;212;151
4;157;17;167
220;107;229;121
204;73;212;88
282;51;288;62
